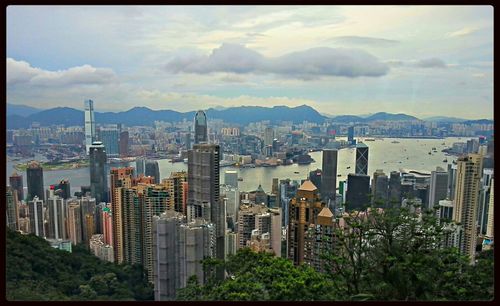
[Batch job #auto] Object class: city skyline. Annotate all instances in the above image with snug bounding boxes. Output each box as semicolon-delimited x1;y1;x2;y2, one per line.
7;5;493;119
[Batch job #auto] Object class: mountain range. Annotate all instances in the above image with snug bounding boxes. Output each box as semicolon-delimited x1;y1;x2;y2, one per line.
6;103;493;129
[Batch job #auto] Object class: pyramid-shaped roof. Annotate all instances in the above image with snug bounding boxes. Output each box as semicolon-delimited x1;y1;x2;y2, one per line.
298;180;317;192
318;206;333;218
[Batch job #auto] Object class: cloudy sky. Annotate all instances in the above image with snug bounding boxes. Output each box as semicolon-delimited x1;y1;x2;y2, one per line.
7;5;493;119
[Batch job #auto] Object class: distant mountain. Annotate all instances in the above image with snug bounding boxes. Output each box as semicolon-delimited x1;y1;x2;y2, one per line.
7;103;44;117
365;112;420;121
424;116;467;123
331;115;365;123
6;104;327;128
463;119;494;125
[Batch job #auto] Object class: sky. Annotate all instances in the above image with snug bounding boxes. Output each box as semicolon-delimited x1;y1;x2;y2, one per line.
6;5;494;119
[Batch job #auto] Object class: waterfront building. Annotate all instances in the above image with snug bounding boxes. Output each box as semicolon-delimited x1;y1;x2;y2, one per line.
388;171;401;204
321;149;338;201
355;143;369;175
84;99;96;155
428;167;448;210
309;169;322;195
89;141;108;204
372;169;388;206
27;161;44;201
345;174;370;211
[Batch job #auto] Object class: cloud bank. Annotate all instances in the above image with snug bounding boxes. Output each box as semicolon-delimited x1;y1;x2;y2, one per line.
165;43;389;78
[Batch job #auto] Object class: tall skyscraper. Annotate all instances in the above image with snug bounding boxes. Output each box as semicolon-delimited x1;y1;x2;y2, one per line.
136;157;146;176
224;170;238;188
28;196;45;237
89;141;108;204
102;205;113;246
194;110;208;144
453;154;483;263
163;171;188;214
26;161;44;201
119;130;129;157
264;127;274;146
485;178;494;241
6;187;19;231
152;211;216;300
187;143;224;274
67;200;83;245
9;172;24;202
54;179;71;199
145;160;161;184
321;149;338;201
309;169;322;194
345;173;370;211
372;170;388;206
355;143;369;175
428;167;449;210
477;168;494;235
347;126;355;144
84;99;96;155
98;127;120;157
447;164;457;200
47;195;66;240
388;171;401;204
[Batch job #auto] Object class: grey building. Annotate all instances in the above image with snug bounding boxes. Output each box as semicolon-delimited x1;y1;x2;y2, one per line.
84;99;96;155
355;143;369;175
194;110;208;144
373;172;389;206
152;212;216;300
89;141;108;204
136;157;146;176
29;196;46;237
447;164;457;201
321;149;338;201
98;128;120;157
6;187;18;231
9;172;24;202
47;195;66;240
27;161;44;201
224;170;238;188
388;171;401;204
428;167;449;210
309;169;322;195
345;174;370;211
145;160;161;184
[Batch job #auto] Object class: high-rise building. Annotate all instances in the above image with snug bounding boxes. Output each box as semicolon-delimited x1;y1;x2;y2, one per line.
428;167;448;210
84;99;96;155
152;211;215;300
355;143;369;175
6;187;19;230
224;170;238;188
347;126;355;144
27;161;44;201
309;169;322;194
67;200;83;245
345;174;370;211
162;171;188;214
119;130;129;157
372;169;388;206
47;195;66;240
145;160;161;184
89;141;108;204
194;110;208;144
453;154;483;263
136;157;146;176
28;196;45;237
388;171;401;204
98;127;120;157
102;205;113;246
264;127;274;146
9;172;24;202
447;164;457;200
478;168;494;235
53;179;71;199
485;178;494;248
321;149;338;201
80;197;97;243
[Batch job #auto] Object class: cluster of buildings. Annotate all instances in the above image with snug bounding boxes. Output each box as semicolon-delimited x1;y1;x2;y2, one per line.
5;99;495;300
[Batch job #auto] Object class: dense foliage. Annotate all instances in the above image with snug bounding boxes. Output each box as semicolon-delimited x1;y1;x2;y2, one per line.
6;228;153;301
177;205;494;301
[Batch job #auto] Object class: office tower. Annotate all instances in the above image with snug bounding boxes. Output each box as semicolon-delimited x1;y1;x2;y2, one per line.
184;132;192;150
447;164;457;200
136;157;146;176
84;99;96;155
47;195;66;240
264;127;274;146
67;200;83;245
254;184;268;206
163;171;188;214
372;169;388;206
478;168;494;235
345;174;370;211
94;202;106;234
428;167;450;210
287;180;333;270
485;178;494;242
152;212;216;300
102;205;113;246
453;154;483;263
309;169;322;194
6;187;19;230
221;186;239;230
53;179;71;199
28;196;45;237
187;144;224;262
119;130;129;157
269;208;282;257
89;141;108;204
225;230;238;259
355;143;369;175
272;178;279;195
9;172;24;202
348;126;355;144
80;197;97;243
224;170;238;188
98;127;120;157
194;110;208;144
400;173;417;199
388;171;401;204
321;149;338;201
27;161;44;201
145;160;161;184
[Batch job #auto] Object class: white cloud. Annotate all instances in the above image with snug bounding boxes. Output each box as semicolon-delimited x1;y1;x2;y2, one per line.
448;26;479;37
7;58;116;87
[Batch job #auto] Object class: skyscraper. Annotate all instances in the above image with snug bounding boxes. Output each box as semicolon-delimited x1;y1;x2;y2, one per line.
163;171;188;214
345;173;370;211
28;196;45;237
388;171;401;204
187;143;224;273
47;195;66;240
84;99;96;155
9;172;24;202
348;126;355;144
67;200;83;245
102;206;113;246
372;170;388;206
89;141;108;204
6;187;19;231
54;179;71;199
485;178;494;243
98;127;120;157
194;110;208;144
26;161;44;201
136;157;146;176
119;130;129;157
453;154;483;263
321;149;338;201
477;168;493;235
224;170;238;188
145;160;161;184
309;169;322;194
355;143;369;175
264;127;274;146
428;167;449;210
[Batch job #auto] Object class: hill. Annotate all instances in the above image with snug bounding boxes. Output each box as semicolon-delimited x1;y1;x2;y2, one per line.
6;229;153;301
365;112;419;121
423;116;467;123
7;103;44;117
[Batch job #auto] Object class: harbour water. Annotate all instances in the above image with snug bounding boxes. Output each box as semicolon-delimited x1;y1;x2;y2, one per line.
6;137;465;196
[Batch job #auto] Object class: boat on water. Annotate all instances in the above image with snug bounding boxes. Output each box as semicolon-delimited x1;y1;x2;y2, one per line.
347;166;351;169
391;141;400;144
337;174;342;177
238;177;243;181
294;171;300;174
428;152;432;155
183;158;188;163
364;138;376;141
443;159;448;162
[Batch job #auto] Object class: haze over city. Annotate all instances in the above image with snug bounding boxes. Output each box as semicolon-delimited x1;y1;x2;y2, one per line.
7;5;493;119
